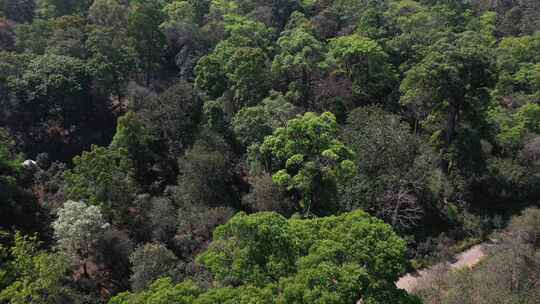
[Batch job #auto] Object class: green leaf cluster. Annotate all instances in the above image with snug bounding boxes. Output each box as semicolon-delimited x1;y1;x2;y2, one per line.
110;210;419;304
259;111;355;214
0;232;71;304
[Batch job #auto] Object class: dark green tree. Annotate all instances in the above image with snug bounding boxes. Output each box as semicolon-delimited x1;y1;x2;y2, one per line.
232;91;299;147
127;0;166;85
110;111;160;190
272;17;325;107
38;0;93;17
401;31;497;172
226;47;271;109
46;15;87;58
63;145;138;225
195;15;273;99
0;129;42;234
341;106;439;231
327;34;397;106
6;53;115;161
88;0;128;30
3;0;35;23
136;81;203;156
176;131;238;208
87;26;137;98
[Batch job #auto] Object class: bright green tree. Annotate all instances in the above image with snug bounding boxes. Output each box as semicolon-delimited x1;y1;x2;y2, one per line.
496;33;540;98
198;212;297;286
0;232;71;304
109;210;419;304
489;102;540;150
258;112;355;215
199;210;417;303
109;278;203;304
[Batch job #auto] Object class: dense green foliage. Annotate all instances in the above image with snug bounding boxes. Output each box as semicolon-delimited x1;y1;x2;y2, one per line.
111;210;419;304
0;233;72;304
258;111;355;215
0;0;539;303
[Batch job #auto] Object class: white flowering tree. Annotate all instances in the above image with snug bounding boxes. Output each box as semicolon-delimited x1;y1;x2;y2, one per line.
53;200;108;277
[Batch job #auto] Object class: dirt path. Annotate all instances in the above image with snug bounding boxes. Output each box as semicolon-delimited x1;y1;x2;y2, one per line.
396;244;487;292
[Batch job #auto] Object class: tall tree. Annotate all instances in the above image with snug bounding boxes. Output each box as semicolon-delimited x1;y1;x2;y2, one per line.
127;0;166;85
226;47;271;108
195;15;273;99
341;106;438;231
400;31;497;172
110;111;160;191
63;145;137;225
136;81;203;156
87;26;137;98
272;15;325;107
38;0;93;17
197;210;419;303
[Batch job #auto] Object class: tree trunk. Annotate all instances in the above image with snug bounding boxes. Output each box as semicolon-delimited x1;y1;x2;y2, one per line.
446;104;458;149
83;259;89;278
391;192;403;228
442;103;459;173
301;66;309;108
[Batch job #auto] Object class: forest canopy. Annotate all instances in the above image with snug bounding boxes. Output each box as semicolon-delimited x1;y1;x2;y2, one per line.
0;0;539;303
